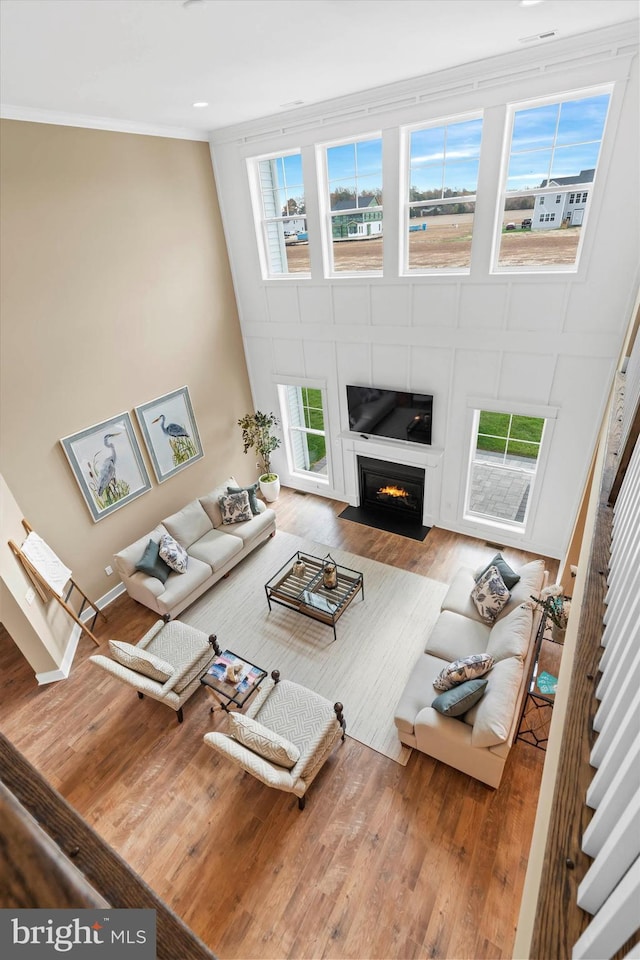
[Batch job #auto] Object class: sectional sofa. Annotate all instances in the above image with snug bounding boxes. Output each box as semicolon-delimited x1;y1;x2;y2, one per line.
113;476;276;619
394;557;547;788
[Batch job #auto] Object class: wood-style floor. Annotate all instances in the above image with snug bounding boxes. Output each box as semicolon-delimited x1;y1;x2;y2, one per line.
0;489;559;960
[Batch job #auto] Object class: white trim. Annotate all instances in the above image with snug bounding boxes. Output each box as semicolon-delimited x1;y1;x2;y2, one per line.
0;104;208;142
466;397;559;419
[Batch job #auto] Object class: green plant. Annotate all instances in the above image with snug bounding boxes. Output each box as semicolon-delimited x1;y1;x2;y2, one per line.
237;411;281;477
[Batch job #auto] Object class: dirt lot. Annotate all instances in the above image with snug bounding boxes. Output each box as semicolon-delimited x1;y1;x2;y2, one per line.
286;212;581;271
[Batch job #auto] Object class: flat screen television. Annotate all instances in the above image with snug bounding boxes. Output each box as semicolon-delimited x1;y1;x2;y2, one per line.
346;385;433;445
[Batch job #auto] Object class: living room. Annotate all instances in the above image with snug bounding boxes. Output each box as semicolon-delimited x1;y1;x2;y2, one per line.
1;3;639;959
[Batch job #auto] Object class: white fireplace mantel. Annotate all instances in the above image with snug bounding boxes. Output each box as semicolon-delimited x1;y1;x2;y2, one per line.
338;432;443;528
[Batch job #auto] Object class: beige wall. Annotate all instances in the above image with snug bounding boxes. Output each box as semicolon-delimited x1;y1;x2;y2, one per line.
0;120;253;637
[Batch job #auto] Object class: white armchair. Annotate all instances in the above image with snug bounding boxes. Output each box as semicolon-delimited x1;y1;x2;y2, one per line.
89;619;218;722
204;671;345;809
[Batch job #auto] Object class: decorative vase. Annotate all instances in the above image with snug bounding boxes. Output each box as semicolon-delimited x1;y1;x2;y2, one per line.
322;554;337;589
292;559;306;578
551;623;566;644
259;474;280;502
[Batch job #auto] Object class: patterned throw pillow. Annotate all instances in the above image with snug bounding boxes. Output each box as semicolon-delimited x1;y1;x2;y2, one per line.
432;678;488;717
158;533;188;574
109;640;174;683
471;565;510;622
433;653;495;691
227;483;260;515
219;490;253;524
227;713;300;769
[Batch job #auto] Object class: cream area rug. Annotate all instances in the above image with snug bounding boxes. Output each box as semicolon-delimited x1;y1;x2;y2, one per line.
181;531;448;765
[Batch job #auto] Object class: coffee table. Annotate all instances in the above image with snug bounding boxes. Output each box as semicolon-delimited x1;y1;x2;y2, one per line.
265;551;364;641
200;648;268;712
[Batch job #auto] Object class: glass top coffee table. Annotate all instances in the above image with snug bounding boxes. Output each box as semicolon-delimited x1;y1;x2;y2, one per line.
200;648;268;712
265;551;364;641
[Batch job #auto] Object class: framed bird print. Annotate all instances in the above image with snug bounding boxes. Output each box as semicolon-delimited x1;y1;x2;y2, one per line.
135;386;204;483
60;412;152;522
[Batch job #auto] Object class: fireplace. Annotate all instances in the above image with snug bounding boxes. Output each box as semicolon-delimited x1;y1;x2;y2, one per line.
358;456;424;519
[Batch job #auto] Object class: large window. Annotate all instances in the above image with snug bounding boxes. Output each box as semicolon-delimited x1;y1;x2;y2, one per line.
495;89;611;269
279;384;328;479
324;136;383;274
252;151;310;277
465;410;545;528
405;116;483;272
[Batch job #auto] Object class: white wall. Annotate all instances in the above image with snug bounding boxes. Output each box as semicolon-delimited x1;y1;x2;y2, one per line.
210;24;640;558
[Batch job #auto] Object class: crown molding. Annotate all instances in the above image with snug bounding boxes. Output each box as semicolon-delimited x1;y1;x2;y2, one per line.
0;105;208;142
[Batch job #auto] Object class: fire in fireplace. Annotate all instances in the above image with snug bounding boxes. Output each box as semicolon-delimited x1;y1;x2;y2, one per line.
358;456;425;522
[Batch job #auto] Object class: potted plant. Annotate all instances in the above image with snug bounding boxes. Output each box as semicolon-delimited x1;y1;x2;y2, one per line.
237;410;282;502
531;584;571;643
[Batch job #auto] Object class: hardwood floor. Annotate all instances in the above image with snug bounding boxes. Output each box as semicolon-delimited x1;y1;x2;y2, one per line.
0;489;558;959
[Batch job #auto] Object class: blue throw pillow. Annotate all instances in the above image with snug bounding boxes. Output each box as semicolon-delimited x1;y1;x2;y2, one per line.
476;553;520;590
432;678;488;717
135;539;171;584
227;483;260;515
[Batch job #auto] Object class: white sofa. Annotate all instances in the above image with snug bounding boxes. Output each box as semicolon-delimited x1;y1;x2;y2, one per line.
394;558;546;788
113;476;276;620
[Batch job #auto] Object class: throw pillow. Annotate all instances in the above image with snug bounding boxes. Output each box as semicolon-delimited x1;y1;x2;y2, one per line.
471;566;510;622
432;678;488;717
433;653;495;691
135;539;172;584
475;553;521;590
227;713;300;769
158;533;189;574
227;483;260;515
108;640;174;683
219;490;252;524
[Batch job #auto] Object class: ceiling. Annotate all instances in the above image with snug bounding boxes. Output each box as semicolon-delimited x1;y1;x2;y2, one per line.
1;0;638;139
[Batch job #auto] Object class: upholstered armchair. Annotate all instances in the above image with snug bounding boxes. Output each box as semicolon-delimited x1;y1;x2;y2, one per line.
204;672;345;809
89;619;217;722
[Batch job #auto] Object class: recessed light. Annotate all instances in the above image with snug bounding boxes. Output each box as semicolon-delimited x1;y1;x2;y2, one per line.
192;101;209;108
520;1;543;7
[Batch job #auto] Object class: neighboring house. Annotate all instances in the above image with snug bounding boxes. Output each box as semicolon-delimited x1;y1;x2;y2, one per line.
331;195;383;239
532;168;595;230
282;217;306;236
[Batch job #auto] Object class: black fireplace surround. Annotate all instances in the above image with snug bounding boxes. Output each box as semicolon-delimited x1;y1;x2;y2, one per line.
358;456;425;520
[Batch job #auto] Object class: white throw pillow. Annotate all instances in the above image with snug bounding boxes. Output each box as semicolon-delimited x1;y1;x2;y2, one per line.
158;533;188;574
227;713;300;769
109;640;174;683
218;490;253;524
433;652;495;691
471;565;510;622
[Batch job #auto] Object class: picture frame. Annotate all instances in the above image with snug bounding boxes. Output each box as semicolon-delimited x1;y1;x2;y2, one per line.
135;386;204;483
60;412;152;523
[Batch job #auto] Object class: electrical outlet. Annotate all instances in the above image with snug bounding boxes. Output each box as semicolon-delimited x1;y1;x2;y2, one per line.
105;565;113;576
25;587;36;605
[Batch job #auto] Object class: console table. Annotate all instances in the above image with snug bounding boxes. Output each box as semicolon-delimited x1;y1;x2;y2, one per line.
517;604;565;750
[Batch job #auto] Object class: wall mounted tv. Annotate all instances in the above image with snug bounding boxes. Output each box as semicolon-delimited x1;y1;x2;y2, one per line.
346;386;433;446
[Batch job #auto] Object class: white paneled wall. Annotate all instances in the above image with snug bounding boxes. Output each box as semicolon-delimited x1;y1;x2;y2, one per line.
572;434;640;960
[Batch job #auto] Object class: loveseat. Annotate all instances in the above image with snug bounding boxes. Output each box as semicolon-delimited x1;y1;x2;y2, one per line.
394;556;546;788
113;476;276;620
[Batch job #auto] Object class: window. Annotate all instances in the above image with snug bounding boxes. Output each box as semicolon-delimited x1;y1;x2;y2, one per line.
251;151;310;277
465;410;545;528
405;116;482;272
496;89;611;268
324;136;383;274
279;384;328;479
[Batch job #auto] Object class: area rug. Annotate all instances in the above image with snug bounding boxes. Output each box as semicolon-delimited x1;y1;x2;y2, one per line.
181;531;448;765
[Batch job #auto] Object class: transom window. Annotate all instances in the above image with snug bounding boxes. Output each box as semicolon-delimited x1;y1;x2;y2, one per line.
495;88;611;268
279;384;328;479
251;151;310;277
465;410;545;528
324;136;383;274
405;116;483;272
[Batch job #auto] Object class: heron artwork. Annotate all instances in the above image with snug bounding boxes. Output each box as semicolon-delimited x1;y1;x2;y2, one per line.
152;413;197;465
88;431;130;507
